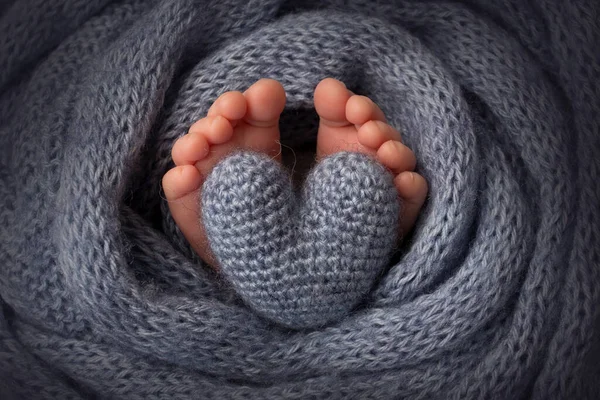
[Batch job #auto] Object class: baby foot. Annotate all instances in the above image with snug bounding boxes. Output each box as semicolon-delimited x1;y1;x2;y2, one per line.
162;79;286;268
314;78;428;237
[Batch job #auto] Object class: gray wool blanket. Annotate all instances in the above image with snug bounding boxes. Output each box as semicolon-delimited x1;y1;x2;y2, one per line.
1;0;599;399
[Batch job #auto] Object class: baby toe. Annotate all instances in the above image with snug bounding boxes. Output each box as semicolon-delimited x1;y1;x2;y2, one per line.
376;140;416;174
171;127;210;166
162;165;203;201
394;171;429;235
207;90;247;123
314;78;353;127
242;78;286;127
346;95;386;126
357;120;402;150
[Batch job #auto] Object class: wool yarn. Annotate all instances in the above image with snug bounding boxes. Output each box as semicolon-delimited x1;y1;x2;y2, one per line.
202;151;400;329
1;0;599;399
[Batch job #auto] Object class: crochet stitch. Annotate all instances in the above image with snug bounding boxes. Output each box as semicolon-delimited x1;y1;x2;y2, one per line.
1;0;599;399
202;151;400;328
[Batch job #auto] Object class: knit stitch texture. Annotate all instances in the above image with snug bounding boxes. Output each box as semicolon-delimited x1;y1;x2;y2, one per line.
1;0;599;399
202;151;399;328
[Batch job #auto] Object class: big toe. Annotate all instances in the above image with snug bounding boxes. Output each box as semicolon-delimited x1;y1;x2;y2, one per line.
243;78;287;127
314;78;353;127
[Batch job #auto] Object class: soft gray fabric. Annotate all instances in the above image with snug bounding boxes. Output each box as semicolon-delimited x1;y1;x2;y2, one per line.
1;0;599;399
203;151;399;328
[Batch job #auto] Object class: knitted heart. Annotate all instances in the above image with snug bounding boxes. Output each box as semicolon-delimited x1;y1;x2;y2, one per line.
201;151;400;329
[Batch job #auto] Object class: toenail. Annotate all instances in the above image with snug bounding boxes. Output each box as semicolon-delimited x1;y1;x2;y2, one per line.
210;116;222;127
374;120;387;131
360;95;373;105
402;171;415;183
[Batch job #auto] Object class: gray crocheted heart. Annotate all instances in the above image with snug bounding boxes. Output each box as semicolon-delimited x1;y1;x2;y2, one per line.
201;151;400;329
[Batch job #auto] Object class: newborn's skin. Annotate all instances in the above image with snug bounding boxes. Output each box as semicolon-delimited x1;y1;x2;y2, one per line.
162;78;428;270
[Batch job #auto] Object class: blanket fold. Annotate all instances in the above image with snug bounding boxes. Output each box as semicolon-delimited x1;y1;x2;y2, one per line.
1;0;599;399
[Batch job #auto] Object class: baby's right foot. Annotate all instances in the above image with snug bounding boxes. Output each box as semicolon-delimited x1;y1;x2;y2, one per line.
314;78;428;237
161;79;286;269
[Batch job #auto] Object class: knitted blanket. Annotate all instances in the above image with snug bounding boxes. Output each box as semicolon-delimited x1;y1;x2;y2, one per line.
1;0;599;398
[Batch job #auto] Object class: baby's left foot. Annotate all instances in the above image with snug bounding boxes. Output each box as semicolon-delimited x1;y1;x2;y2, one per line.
314;78;428;236
161;79;286;268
